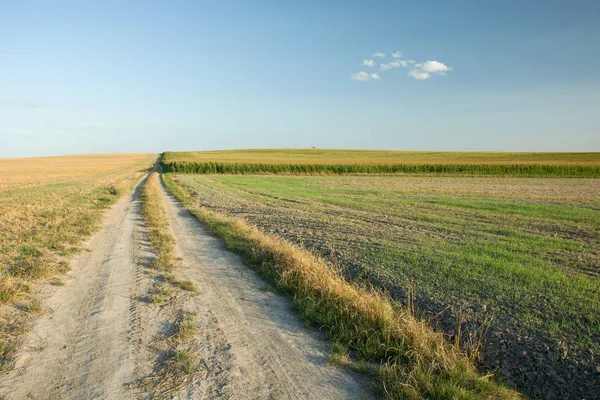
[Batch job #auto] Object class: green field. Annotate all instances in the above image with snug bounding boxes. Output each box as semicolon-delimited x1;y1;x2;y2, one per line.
161;150;600;177
168;172;600;397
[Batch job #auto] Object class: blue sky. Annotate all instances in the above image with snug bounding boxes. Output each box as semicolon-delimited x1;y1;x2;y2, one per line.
1;0;600;157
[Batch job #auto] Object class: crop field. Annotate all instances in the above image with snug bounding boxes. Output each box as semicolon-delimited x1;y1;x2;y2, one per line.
162;150;600;177
166;172;600;398
0;154;155;308
2;149;598;399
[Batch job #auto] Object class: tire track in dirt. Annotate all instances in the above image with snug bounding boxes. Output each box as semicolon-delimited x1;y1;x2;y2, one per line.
158;175;374;399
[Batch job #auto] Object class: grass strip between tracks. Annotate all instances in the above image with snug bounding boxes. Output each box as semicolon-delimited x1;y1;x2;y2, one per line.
141;171;176;272
162;173;520;400
141;171;198;298
142;170;199;294
138;172;202;397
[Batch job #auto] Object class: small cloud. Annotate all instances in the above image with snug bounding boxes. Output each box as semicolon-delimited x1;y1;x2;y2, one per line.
408;60;452;80
351;71;380;81
419;61;452;73
351;72;371;81
408;69;431;80
380;60;408;70
353;52;451;82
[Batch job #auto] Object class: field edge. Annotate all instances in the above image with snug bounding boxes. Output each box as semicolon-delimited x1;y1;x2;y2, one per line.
161;172;520;400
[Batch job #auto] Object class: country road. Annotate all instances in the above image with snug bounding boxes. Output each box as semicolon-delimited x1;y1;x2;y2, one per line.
0;172;371;399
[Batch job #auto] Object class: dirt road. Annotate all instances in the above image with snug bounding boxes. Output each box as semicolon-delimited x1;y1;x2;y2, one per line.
0;174;371;399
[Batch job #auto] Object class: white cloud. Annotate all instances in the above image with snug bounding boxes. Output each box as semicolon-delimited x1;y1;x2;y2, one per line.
351;71;380;81
380;60;408;70
419;61;452;73
408;69;431;80
351;72;370;81
407;60;452;80
353;53;452;82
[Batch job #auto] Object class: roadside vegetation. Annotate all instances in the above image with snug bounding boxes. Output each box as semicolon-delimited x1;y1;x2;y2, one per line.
162;150;600;177
163;173;521;399
141;171;176;273
137;171;202;397
0;154;155;371
140;171;197;294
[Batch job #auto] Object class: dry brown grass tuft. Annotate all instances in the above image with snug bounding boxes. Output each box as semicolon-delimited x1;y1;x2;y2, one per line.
128;312;205;399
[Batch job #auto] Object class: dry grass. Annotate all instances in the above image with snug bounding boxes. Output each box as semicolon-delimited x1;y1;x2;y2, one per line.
164;174;520;399
141;172;175;272
140;172;199;298
0;153;155;300
0;154;153;190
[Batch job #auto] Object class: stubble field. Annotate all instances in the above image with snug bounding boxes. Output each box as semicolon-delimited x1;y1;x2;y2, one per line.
167;172;600;399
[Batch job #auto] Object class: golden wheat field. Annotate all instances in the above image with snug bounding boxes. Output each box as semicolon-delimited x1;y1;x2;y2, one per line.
0;154;156;304
163;149;600;165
